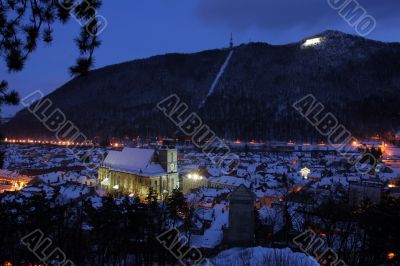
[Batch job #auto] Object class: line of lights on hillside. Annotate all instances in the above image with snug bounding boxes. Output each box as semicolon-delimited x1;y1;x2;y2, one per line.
232;140;384;148
3;138;387;152
3;138;92;146
234;140;263;144
111;143;124;148
4;138;127;149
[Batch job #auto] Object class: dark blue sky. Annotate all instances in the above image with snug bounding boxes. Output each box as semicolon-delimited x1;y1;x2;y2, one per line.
2;0;400;116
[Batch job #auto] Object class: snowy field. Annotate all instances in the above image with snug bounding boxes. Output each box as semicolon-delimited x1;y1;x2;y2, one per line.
211;247;318;266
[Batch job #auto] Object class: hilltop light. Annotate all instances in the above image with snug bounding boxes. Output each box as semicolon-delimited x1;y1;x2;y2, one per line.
302;37;323;47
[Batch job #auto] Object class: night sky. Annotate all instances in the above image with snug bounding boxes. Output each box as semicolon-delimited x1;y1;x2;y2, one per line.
2;0;400;116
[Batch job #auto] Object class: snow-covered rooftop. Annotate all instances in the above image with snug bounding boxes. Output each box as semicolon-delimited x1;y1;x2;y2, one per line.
103;148;165;176
209;176;251;188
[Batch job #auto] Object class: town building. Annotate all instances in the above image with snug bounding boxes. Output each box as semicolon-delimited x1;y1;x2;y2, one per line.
98;146;178;200
181;172;208;194
208;176;251;190
255;189;284;208
223;185;256;246
0;169;32;193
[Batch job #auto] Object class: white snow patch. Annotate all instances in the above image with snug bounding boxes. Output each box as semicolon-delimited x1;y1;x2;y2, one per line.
199;50;234;108
191;203;228;248
211;246;318;266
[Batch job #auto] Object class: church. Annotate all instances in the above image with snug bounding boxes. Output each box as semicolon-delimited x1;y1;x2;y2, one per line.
98;146;179;200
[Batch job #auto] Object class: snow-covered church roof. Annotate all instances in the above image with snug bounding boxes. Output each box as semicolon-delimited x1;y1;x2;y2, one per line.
103;148;165;176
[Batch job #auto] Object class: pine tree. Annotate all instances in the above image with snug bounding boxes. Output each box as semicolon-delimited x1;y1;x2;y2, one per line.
0;0;102;76
166;188;188;227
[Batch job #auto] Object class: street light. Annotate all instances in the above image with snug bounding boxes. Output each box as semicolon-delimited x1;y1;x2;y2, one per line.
187;173;203;180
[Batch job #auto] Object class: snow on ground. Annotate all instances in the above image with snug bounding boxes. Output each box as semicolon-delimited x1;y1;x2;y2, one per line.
210;246;318;266
208;176;251;188
202;188;230;198
191;203;229;248
58;184;91;203
87;195;103;208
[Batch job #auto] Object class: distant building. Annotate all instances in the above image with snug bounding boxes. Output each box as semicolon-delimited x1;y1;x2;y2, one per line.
98;147;178;200
388;187;400;199
208;176;250;190
349;179;383;207
394;131;400;145
0;169;32;193
223;185;256;246
395;131;400;140
255;189;284;208
181;173;208;194
268;141;296;152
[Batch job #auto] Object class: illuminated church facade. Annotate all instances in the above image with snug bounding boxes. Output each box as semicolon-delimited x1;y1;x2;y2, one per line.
98;146;178;200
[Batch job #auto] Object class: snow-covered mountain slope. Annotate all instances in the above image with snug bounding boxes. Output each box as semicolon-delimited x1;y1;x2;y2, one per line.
199;50;234;109
5;30;400;140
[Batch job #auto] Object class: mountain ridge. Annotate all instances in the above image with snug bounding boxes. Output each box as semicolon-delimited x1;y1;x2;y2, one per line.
4;30;400;141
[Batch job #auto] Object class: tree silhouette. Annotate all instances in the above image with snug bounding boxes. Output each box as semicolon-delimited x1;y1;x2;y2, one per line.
0;0;103;77
0;80;19;108
166;188;189;227
0;0;103;122
0;0;103;166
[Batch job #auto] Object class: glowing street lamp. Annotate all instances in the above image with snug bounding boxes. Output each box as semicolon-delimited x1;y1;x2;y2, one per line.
187;173;203;180
387;252;396;260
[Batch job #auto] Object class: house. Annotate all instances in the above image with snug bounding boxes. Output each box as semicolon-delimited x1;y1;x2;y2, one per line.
181;172;208;194
0;169;32;193
255;189;284;208
98;146;178;200
208;176;250;190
